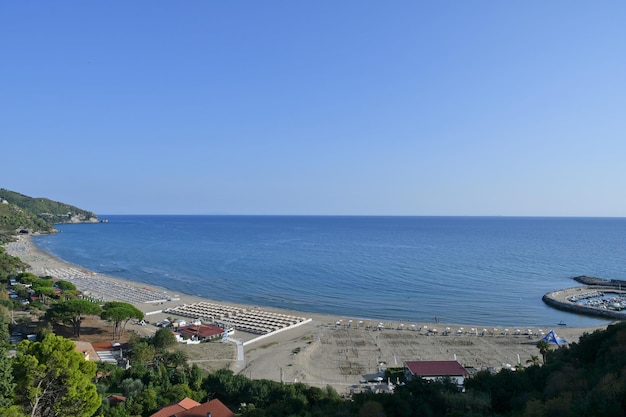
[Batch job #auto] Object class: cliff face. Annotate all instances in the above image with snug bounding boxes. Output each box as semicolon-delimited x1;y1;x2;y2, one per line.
68;214;99;223
38;211;99;224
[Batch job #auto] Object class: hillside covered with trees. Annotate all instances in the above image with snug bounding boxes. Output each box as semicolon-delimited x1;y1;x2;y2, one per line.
0;188;98;243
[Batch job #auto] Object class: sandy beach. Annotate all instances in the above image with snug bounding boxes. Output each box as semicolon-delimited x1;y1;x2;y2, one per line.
4;234;610;394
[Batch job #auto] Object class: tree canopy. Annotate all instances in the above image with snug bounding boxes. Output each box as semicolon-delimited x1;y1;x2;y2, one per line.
0;248;28;282
101;302;144;340
45;299;102;338
152;327;177;351
11;334;101;417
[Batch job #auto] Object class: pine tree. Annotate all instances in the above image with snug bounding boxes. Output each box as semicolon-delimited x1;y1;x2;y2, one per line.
0;346;15;409
12;334;101;416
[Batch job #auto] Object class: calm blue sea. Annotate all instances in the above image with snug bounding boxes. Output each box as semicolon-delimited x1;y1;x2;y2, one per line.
32;216;626;327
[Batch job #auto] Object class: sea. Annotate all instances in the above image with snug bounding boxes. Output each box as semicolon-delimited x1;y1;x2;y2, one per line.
31;215;626;328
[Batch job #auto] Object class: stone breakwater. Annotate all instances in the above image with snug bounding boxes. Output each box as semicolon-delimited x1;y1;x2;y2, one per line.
573;275;626;288
543;285;626;320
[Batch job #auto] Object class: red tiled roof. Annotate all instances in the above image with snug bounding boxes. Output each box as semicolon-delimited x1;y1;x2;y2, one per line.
404;360;469;377
175;399;235;417
178;324;224;339
92;341;128;351
106;394;126;407
148;397;201;417
177;397;202;409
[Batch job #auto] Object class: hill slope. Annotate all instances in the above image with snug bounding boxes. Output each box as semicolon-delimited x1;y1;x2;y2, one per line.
0;189;97;225
0;189;98;243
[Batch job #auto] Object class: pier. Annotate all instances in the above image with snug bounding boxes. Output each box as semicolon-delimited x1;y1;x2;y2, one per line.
543;281;626;320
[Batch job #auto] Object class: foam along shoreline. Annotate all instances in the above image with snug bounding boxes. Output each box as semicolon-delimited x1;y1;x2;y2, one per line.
4;235;612;393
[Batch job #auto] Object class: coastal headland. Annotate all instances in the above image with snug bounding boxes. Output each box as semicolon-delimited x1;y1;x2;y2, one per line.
4;235;611;394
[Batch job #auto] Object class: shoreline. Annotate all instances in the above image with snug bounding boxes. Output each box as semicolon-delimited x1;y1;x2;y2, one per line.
4;234;612;393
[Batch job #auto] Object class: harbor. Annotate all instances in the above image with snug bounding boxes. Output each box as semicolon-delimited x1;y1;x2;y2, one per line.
543;278;626;321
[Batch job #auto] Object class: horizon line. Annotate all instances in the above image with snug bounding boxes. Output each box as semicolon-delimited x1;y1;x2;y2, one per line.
94;213;626;219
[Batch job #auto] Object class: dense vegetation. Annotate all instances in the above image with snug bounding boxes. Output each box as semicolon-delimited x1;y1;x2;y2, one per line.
0;202;54;242
0;189;97;243
1;314;626;416
0;247;29;283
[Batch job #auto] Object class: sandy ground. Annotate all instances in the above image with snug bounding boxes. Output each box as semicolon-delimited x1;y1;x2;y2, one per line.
4;235;610;395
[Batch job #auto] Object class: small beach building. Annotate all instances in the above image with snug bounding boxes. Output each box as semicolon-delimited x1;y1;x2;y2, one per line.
177;324;224;341
404;360;469;387
173;319;187;328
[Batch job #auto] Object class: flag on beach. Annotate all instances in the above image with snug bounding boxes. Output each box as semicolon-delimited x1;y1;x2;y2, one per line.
542;330;567;346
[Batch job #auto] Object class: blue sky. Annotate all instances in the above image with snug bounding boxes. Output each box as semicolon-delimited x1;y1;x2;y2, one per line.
2;2;625;216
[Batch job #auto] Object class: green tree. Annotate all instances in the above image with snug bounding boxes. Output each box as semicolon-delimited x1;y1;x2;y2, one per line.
16;272;38;286
129;340;155;365
0;305;10;345
136;388;158;415
188;363;204;391
0;346;15;408
35;322;53;342
31;280;56;305
164;350;187;369
151;328;176;351
0;248;28;282
161;384;194;406
0;405;28;417
537;340;550;364
12;334;101;417
100;302;144;340
120;378;144;398
12;284;30;300
54;280;76;292
526;355;540;367
45;299;102;338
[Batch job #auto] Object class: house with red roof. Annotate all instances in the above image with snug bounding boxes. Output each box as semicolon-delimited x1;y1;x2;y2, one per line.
404;360;469;387
174;399;235;417
148;397;201;417
149;398;234;417
106;394;126;408
177;324;224;341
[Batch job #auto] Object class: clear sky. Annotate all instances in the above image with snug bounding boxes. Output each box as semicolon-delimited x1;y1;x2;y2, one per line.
2;2;625;216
